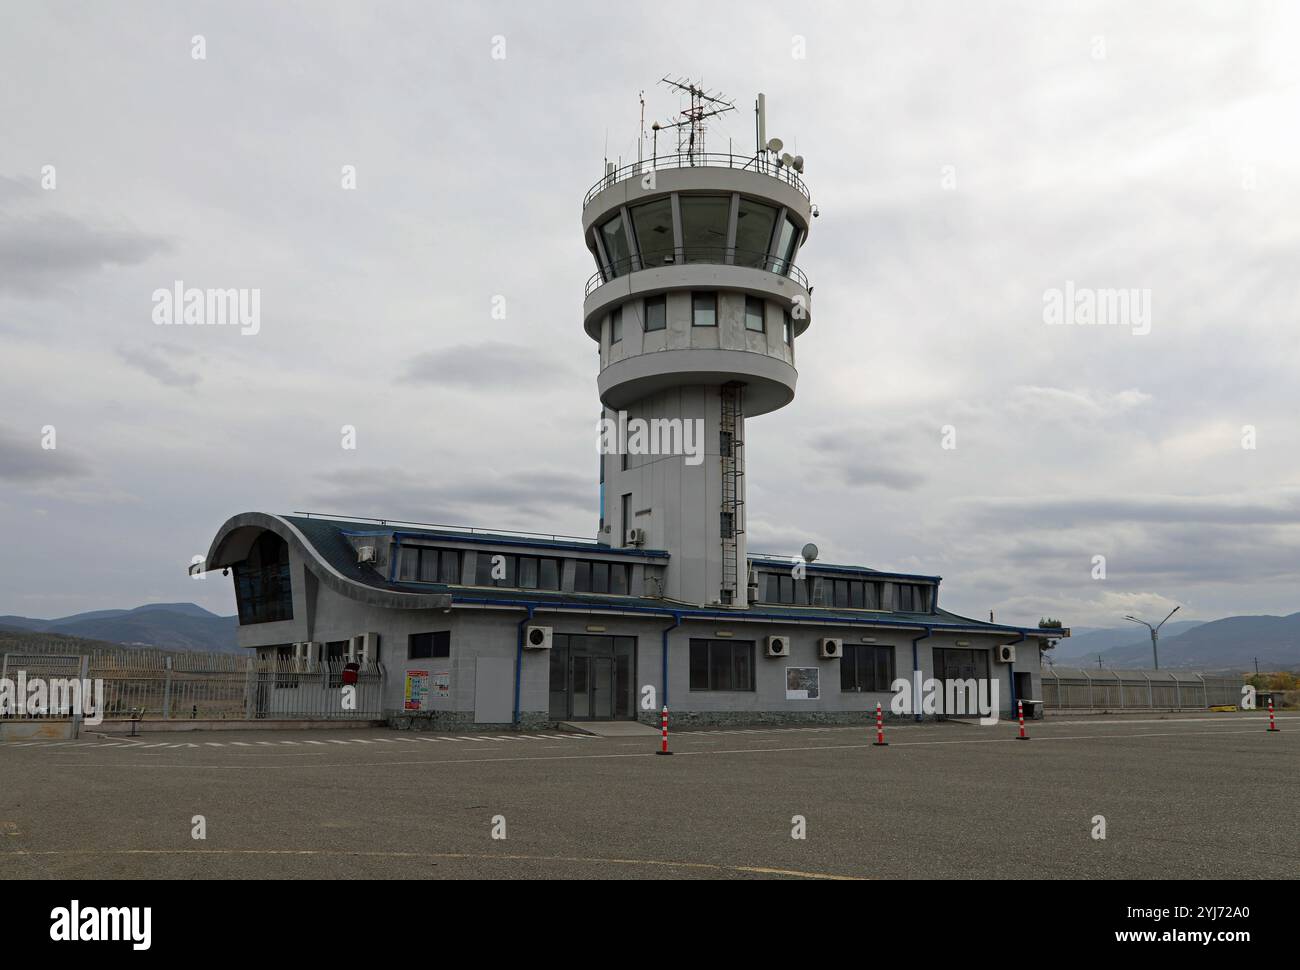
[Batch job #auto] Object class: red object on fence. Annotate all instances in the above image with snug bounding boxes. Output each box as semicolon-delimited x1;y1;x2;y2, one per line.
1016;699;1030;740
1268;698;1280;732
872;702;888;746
656;705;673;755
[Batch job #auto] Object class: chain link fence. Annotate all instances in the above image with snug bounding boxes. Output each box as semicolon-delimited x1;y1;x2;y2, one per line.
1042;667;1246;712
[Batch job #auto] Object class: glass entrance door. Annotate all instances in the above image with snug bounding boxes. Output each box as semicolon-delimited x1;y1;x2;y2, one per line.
549;634;637;720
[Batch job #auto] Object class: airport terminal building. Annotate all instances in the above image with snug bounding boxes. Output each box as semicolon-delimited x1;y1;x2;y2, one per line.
199;89;1066;729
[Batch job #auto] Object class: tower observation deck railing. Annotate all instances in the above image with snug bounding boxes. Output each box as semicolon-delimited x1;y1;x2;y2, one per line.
585;248;809;298
582;152;811;209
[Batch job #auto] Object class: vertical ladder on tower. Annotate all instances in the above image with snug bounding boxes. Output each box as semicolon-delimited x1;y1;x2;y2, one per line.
719;382;745;604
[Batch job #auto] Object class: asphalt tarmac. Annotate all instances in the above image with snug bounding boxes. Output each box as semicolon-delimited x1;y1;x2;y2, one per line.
1;712;1293;879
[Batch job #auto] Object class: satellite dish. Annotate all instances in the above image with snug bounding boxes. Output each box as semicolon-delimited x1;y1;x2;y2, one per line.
792;155;804;172
766;137;784;154
801;543;819;563
780;152;795;168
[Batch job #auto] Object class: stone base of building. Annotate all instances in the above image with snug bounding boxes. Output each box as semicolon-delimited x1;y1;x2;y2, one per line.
635;708;928;729
385;710;553;732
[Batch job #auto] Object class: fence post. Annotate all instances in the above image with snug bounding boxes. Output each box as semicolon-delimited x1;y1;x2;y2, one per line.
72;654;89;739
1143;671;1153;710
1196;672;1207;709
245;657;256;721
162;656;173;720
1081;668;1092;711
1115;670;1124;710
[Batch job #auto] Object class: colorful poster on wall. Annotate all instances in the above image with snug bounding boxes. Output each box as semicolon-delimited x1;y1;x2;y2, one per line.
785;666;820;700
432;671;450;698
404;670;429;710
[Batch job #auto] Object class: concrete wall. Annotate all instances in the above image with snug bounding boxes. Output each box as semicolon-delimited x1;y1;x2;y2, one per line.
228;540;1042;728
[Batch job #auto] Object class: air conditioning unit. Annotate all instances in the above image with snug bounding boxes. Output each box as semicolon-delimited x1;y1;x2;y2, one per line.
819;637;843;659
356;545;377;564
766;635;790;657
294;641;318;672
627;527;647;547
349;632;378;665
524;625;553;650
996;643;1017;664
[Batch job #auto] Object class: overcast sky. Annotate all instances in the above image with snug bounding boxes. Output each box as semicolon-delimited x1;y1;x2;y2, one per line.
2;0;1298;629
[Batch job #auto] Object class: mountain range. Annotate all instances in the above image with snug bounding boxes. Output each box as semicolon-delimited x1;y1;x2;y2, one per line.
1052;613;1300;671
0;603;239;653
1;602;1297;670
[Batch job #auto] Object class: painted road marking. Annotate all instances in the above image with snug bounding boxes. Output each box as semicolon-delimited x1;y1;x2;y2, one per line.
49;726;1286;771
0;847;861;880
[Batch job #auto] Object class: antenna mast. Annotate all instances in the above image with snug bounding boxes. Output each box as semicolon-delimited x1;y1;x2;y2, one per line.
658;76;736;161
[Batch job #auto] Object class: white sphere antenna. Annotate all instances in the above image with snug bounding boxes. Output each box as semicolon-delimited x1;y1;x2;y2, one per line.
766;137;784;154
801;543;819;563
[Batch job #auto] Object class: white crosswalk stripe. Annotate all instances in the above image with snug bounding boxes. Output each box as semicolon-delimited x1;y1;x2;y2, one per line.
6;731;611;751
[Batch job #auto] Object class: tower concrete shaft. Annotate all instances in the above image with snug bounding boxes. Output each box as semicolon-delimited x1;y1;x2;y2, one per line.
583;148;813;608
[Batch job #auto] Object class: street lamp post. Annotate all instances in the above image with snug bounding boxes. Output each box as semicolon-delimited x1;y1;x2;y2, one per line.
1124;606;1181;670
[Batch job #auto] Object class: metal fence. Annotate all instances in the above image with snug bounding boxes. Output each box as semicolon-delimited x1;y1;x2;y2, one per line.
1;649;387;721
1042;667;1245;712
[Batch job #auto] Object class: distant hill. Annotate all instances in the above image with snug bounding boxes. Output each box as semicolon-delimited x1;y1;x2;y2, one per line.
0;603;239;653
1054;614;1300;671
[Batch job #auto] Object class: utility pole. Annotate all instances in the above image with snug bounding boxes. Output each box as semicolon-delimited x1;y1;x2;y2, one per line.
1124;606;1180;670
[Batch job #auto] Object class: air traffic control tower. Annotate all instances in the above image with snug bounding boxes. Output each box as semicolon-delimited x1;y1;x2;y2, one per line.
582;82;813;609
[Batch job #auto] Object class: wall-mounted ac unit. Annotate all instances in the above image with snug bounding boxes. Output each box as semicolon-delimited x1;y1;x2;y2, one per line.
995;643;1017;664
766;635;790;657
819;637;843;659
349;632;378;665
356;545;377;564
524;625;553;650
293;641;318;671
627;527;647;547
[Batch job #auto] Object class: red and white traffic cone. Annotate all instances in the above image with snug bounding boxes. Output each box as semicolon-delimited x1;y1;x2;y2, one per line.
1015;699;1030;740
656;704;673;755
1267;698;1280;733
872;701;888;746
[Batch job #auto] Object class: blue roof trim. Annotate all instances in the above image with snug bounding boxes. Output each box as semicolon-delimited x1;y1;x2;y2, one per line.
447;592;1062;639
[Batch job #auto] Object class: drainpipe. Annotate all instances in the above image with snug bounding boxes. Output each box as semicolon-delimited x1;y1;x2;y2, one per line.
911;627;932;722
661;612;681;710
1005;633;1026;716
513;605;536;727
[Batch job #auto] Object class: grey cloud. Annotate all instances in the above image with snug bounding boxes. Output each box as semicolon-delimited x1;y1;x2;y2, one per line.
400;343;579;389
963;493;1300;529
806;428;926;490
310;467;594;529
0;210;170;297
117;346;201;388
0;425;90;482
